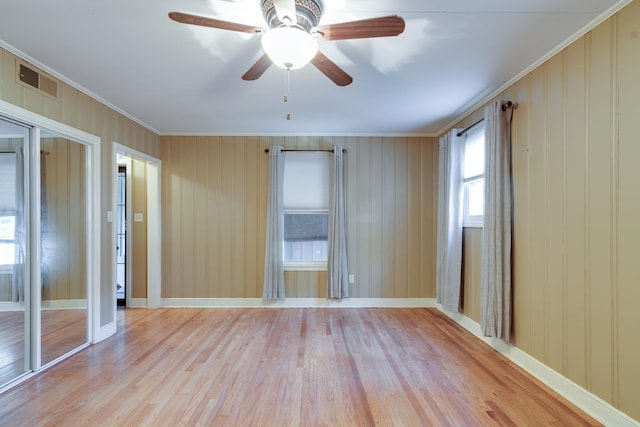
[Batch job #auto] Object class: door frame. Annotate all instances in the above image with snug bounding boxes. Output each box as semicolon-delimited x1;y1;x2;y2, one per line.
111;143;161;316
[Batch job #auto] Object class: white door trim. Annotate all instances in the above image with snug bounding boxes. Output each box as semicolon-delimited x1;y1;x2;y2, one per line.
112;143;161;313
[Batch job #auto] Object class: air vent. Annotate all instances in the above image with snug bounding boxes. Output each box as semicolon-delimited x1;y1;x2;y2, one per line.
17;61;58;99
39;74;58;98
19;64;39;88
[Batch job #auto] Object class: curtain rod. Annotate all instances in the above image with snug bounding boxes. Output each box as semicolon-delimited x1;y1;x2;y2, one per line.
264;148;347;154
0;149;48;155
456;101;513;137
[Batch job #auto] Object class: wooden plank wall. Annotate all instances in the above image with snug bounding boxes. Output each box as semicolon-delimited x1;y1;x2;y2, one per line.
453;1;640;420
159;136;438;299
41;137;86;300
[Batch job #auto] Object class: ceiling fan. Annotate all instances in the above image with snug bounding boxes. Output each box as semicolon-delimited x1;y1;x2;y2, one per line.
168;0;405;86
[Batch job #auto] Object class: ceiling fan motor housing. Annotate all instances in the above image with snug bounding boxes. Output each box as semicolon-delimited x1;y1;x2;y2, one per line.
261;0;323;32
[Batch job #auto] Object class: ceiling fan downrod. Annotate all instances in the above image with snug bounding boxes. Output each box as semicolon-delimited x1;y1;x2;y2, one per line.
261;0;323;32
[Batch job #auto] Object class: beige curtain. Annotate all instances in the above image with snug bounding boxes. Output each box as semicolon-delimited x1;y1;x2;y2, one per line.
12;148;24;302
263;146;285;300
480;100;513;340
327;146;348;299
436;130;464;311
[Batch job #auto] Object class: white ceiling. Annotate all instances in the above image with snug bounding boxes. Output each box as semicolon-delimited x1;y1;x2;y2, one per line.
0;0;628;136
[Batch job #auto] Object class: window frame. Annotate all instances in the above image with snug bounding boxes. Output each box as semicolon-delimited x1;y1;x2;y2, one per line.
283;209;328;271
281;151;331;271
462;124;485;228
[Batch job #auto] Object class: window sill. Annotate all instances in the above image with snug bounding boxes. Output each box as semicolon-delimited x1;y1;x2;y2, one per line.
0;265;14;275
284;263;327;272
463;221;484;229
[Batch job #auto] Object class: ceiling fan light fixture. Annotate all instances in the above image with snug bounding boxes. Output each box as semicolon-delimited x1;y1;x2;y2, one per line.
261;25;318;70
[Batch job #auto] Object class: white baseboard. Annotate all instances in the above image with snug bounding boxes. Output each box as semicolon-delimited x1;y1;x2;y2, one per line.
1;299;87;310
160;297;437;309
41;299;87;310
438;306;640;427
128;298;148;308
0;301;25;311
93;321;116;344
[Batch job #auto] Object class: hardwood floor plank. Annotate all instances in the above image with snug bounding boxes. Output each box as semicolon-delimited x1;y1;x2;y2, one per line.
0;308;601;426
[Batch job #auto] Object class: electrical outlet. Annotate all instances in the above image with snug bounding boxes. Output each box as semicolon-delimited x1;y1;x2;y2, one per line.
348;274;355;284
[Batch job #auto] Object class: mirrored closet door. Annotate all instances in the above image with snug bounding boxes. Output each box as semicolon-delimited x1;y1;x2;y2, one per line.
40;133;88;366
0;115;91;389
0;118;29;387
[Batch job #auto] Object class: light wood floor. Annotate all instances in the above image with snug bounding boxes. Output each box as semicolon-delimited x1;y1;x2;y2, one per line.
0;308;600;426
0;311;25;386
0;309;87;387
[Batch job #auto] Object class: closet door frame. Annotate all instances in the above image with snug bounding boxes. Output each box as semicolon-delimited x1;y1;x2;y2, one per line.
0;99;102;377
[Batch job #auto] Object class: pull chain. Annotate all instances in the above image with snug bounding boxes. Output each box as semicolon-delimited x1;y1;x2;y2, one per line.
284;68;291;120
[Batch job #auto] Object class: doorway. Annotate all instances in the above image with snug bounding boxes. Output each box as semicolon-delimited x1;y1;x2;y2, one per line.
112;143;161;316
116;165;127;307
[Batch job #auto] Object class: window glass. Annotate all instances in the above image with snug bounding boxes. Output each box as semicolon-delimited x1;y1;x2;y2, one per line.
283;212;328;264
466;179;484;217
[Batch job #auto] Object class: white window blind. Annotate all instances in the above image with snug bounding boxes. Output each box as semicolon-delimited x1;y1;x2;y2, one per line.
0;153;16;212
463;126;484;180
463;125;485;227
283;151;330;210
0;152;17;265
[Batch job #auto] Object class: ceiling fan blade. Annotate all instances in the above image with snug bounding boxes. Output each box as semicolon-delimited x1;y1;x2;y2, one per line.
310;51;353;86
315;15;405;41
272;0;297;24
168;11;263;34
242;54;272;81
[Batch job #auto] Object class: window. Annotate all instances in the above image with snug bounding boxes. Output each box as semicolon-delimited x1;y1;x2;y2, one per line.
463;124;485;227
0;152;17;265
283;151;330;270
284;212;328;265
